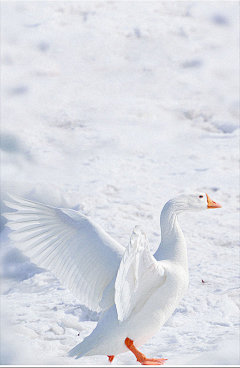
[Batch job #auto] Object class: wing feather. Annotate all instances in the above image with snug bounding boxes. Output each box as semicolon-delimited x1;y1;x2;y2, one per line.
3;194;125;312
115;225;166;322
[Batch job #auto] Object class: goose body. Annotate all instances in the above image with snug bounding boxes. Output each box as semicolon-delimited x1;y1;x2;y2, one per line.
3;192;221;365
70;258;188;358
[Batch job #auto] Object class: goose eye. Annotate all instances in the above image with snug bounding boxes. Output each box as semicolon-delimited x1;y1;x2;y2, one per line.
199;195;203;198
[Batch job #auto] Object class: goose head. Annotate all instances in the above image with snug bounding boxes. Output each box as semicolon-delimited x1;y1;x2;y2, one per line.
163;193;222;214
182;192;221;211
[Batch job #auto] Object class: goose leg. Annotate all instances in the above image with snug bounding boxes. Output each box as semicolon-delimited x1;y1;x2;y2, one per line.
125;338;167;366
108;355;115;362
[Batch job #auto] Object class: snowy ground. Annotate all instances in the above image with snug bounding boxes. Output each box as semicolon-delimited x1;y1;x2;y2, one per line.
0;1;239;366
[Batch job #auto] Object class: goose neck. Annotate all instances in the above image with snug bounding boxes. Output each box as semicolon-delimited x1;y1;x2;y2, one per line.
160;202;181;241
154;201;188;269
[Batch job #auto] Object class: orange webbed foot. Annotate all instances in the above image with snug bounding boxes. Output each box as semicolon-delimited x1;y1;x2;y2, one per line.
125;338;167;366
108;355;115;363
141;358;168;365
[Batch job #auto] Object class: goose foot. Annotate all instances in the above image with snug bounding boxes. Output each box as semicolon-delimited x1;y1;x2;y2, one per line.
108;355;115;363
125;337;167;366
141;358;168;365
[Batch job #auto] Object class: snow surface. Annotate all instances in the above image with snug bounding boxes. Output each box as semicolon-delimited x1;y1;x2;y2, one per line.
1;0;239;366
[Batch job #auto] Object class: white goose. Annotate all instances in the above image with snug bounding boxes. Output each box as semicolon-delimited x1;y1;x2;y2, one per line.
3;192;221;365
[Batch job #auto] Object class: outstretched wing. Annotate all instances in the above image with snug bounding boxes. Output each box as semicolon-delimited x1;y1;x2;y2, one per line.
3;194;125;312
115;225;166;322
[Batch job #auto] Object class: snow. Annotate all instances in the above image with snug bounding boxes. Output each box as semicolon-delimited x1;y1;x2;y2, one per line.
1;0;239;366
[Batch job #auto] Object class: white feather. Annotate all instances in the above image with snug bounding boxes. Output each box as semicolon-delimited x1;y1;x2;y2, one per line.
3;193;124;312
115;225;166;322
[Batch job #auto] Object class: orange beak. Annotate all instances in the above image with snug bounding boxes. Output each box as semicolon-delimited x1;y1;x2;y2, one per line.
206;193;222;209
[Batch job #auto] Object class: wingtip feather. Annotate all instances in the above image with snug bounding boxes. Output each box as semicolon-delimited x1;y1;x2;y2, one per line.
6;192;19;201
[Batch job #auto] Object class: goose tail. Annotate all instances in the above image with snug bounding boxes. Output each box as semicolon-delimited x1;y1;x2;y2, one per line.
68;335;96;359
